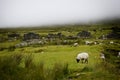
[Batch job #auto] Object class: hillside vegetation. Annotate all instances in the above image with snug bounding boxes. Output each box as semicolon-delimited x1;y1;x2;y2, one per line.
0;24;120;80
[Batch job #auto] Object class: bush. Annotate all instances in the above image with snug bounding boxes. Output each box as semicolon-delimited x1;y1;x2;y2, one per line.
103;43;120;74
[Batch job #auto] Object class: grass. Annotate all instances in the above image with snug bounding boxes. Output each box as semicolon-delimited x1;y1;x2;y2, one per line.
0;44;102;69
0;43;119;80
0;24;119;79
26;45;101;70
0;53;70;80
1;43;119;79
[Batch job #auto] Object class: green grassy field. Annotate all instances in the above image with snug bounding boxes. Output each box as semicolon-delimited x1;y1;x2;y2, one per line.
0;45;102;68
1;44;119;80
31;45;102;69
0;25;119;80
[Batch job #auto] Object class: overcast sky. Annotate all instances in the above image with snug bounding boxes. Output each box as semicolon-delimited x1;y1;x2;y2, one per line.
0;0;120;27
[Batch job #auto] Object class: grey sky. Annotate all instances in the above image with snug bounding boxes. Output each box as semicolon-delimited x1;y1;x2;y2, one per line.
0;0;120;27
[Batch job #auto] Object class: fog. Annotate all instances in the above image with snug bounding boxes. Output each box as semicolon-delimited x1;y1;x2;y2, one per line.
0;0;120;27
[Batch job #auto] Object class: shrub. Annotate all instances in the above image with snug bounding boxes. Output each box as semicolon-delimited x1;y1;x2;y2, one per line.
103;43;120;74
